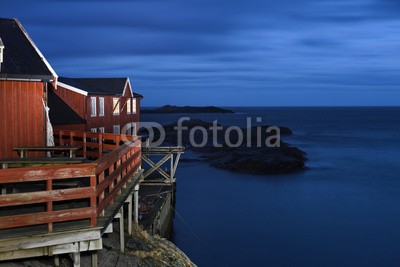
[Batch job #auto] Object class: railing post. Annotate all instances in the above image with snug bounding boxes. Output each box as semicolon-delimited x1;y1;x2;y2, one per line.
98;133;103;158
83;132;87;157
70;131;74;146
47;179;53;232
109;163;115;204
116;157;122;195
90;174;97;227
122;154;127;189
116;135;121;150
59;130;64;145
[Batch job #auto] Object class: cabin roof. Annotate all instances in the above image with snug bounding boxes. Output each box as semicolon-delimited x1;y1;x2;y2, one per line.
58;77;143;98
0;18;56;81
48;89;86;125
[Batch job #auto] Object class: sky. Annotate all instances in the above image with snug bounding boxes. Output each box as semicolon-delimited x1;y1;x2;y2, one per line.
2;0;400;106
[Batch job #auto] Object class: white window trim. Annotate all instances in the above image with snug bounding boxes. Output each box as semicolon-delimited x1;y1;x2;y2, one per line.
99;127;105;133
132;98;137;114
99;97;105;117
90;128;97;133
127;98;132;114
113;97;120;116
90;97;97;117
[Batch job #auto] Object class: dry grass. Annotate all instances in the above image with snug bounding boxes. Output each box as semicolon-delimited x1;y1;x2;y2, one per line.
125;224;196;267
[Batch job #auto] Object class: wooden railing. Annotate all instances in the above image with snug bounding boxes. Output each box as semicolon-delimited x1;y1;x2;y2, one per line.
95;138;141;216
0;131;141;234
0;163;98;232
53;129;136;159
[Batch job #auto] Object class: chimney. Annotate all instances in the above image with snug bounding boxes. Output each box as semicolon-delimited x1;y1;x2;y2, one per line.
0;38;4;72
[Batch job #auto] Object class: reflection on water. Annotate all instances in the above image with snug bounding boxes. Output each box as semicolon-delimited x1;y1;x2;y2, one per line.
143;107;400;267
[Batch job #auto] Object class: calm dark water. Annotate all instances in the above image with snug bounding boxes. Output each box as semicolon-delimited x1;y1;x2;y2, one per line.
142;107;400;267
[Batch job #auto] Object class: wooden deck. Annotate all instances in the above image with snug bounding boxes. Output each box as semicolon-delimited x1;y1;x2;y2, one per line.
0;130;142;266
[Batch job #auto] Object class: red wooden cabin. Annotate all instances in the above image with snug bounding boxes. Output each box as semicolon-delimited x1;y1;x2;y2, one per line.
50;77;143;136
0;18;143;265
0;18;58;159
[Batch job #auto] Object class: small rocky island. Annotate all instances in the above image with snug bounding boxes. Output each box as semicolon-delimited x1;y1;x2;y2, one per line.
141;119;307;175
141;105;234;114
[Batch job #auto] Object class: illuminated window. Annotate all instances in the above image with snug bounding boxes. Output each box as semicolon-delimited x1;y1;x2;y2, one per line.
113;97;120;115
99;97;105;116
132;98;136;114
90;97;96;117
127;98;132;114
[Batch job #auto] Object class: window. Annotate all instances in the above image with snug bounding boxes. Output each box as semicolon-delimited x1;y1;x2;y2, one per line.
113;125;120;134
132;98;137;114
99;127;105;133
90;97;96;117
99;97;105;116
90;128;97;142
127;98;132;114
113;97;120;115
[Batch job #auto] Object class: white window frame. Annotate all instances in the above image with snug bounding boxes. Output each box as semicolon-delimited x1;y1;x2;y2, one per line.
99;127;105;133
113;97;120;116
99;97;105;117
132;98;137;114
127;98;132;114
90;97;97;117
113;125;120;134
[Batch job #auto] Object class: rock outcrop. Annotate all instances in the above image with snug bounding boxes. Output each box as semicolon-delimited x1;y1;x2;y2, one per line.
141;118;307;175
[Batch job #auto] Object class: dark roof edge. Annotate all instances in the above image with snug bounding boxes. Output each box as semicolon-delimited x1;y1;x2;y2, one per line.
88;92;124;96
133;92;144;99
0;74;54;81
13;18;58;79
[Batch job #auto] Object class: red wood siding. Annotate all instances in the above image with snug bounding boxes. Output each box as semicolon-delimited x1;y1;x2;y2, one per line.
53;85;86;118
52;82;140;134
53;124;86;131
85;82;140;134
0;81;45;159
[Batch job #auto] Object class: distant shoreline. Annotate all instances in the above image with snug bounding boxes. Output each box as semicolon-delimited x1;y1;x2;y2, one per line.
141;105;235;114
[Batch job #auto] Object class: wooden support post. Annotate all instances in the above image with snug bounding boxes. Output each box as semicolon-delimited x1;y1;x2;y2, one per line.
127;194;132;235
72;252;80;267
170;153;174;183
92;251;98;267
119;207;125;253
54;255;60;267
134;184;139;224
172;152;182;181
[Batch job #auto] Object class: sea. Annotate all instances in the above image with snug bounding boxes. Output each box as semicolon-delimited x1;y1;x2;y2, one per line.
141;107;400;267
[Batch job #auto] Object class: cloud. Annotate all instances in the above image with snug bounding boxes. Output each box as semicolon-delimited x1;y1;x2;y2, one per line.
1;0;399;105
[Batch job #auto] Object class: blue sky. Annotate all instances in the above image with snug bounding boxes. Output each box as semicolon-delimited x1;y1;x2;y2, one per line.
2;0;400;106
